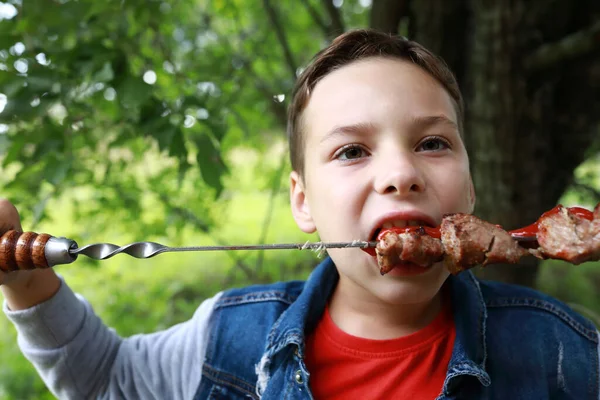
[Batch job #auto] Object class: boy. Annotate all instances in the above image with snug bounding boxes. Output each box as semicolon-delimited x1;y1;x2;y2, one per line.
1;29;598;399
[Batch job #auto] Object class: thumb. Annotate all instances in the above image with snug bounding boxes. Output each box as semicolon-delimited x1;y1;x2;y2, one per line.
0;198;23;235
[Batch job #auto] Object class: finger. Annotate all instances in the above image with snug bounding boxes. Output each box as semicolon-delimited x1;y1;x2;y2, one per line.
0;198;23;234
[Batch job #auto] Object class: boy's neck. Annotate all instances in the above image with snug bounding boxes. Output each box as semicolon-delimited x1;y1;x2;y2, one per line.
328;278;444;340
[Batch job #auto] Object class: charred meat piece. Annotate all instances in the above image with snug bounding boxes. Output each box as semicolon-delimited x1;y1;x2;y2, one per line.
376;230;402;275
374;206;600;276
374;215;529;276
375;228;444;275
440;214;529;275
533;204;600;264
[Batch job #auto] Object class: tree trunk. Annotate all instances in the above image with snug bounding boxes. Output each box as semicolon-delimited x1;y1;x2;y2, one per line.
369;0;408;35
371;0;600;287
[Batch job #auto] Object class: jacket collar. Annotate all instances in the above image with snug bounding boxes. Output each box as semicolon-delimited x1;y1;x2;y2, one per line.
262;257;491;390
442;271;491;393
264;257;338;356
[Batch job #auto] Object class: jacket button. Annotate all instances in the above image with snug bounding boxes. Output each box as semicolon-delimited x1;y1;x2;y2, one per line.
294;370;304;384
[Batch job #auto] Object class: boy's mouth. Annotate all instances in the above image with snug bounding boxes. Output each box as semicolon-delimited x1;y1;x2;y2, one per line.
369;220;435;242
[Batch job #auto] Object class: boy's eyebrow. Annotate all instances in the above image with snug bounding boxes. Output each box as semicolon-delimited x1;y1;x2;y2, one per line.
320;122;377;143
410;115;458;130
320;115;458;144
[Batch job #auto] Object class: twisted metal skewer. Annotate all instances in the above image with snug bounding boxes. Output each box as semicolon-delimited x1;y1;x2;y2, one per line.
0;231;377;271
69;241;378;261
71;242;170;260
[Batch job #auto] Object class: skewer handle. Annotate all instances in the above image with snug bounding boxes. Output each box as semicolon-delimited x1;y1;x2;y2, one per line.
0;230;78;272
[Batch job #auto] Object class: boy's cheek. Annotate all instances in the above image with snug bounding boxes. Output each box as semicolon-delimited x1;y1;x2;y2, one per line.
450;178;476;213
467;177;476;212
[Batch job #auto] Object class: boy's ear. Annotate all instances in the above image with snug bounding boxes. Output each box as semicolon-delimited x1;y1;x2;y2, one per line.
289;171;316;234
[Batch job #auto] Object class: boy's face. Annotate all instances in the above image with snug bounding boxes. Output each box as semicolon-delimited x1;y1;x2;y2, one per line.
290;57;475;306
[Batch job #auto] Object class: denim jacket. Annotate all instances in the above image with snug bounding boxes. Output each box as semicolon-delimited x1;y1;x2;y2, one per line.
194;257;599;399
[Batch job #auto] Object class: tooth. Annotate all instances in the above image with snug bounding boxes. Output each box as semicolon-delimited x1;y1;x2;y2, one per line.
392;220;408;228
408;221;418;226
382;222;393;229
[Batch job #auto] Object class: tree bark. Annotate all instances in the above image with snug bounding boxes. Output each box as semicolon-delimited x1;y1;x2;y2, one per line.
371;0;600;287
369;0;408;35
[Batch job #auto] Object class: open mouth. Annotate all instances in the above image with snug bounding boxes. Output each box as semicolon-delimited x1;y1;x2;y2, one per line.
369;220;435;242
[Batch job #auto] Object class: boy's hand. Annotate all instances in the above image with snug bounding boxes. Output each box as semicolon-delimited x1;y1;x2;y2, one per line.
0;198;61;310
0;198;26;286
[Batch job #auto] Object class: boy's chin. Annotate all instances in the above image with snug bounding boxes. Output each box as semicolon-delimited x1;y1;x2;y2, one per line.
371;275;449;306
345;261;450;306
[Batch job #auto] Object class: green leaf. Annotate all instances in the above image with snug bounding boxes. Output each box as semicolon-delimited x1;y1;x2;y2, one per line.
177;159;192;187
169;127;187;159
31;196;50;227
0;75;26;97
148;122;176;152
26;74;56;92
46;157;71;186
1;134;25;166
94;61;114;82
194;134;228;197
119;76;153;109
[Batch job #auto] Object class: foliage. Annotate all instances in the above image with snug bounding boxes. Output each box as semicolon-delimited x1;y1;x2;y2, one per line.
565;154;600;205
0;0;367;233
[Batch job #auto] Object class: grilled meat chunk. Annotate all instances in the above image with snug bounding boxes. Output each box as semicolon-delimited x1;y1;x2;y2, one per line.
376;230;402;275
440;214;529;275
533;204;600;264
374;205;600;276
375;228;444;274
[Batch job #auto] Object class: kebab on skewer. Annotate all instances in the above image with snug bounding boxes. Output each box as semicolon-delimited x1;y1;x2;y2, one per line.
0;204;597;276
370;204;600;276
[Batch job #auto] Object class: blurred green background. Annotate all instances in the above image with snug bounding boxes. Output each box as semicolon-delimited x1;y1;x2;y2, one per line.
0;0;599;398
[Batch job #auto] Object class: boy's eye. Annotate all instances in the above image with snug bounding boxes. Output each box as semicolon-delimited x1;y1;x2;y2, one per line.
334;145;368;161
417;136;451;152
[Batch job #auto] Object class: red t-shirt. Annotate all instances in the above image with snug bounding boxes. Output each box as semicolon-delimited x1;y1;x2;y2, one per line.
304;300;455;400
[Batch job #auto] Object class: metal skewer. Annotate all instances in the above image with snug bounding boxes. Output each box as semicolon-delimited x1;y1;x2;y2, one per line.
0;228;538;272
67;233;537;261
69;240;379;260
0;230;380;272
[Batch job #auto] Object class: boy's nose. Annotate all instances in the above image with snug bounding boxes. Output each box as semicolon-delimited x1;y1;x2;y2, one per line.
373;152;426;196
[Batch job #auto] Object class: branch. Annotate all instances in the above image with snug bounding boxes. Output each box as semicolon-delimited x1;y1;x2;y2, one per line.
300;0;330;39
321;0;345;36
244;62;288;126
263;0;298;79
243;67;288;127
525;19;600;72
214;26;288;127
260;88;288;126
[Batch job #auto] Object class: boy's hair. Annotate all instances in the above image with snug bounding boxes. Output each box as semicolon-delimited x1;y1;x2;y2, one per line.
287;29;464;177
